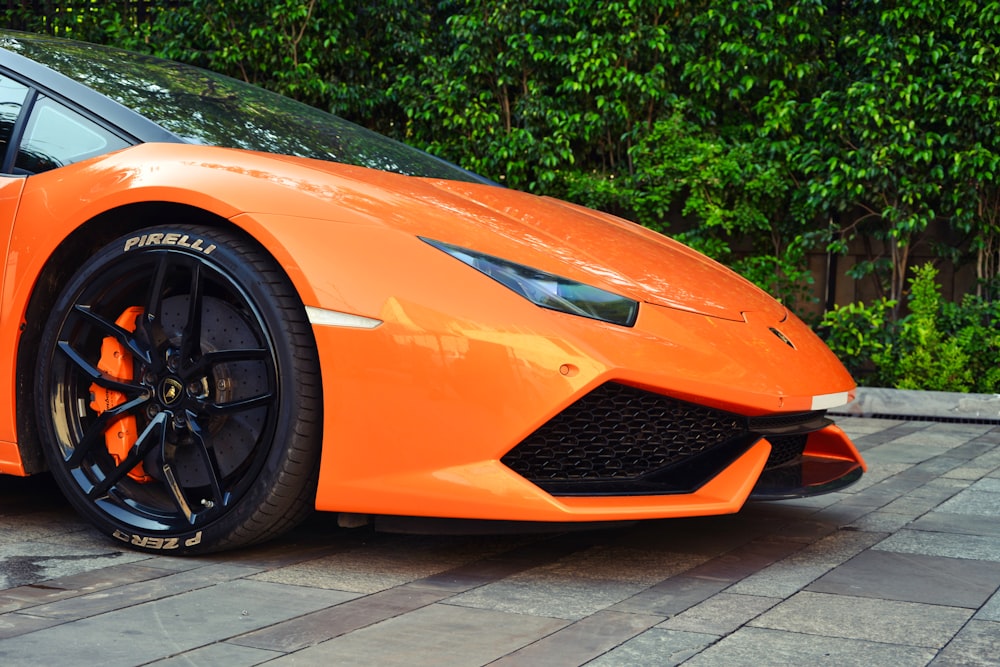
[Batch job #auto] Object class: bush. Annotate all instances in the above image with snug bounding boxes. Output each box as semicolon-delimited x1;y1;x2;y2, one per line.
822;263;998;392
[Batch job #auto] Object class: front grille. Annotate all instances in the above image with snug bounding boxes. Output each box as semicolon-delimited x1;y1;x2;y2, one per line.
501;382;826;496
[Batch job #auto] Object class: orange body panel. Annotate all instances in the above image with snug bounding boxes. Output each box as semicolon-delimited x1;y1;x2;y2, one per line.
0;143;864;520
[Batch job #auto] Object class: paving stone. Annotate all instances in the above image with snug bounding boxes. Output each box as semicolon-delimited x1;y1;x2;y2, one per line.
936;488;1000;518
807;550;1000;608
682;537;807;583
844;510;913;533
445;570;651;621
260;602;569;667
875;529;1000;562
0;611;63;639
585;627;718;666
609;574;730;617
24;563;270;621
909;511;1000;538
147;642;282;666
490;610;662;666
0;580;352;667
0;563;172;613
750;591;972;648
976;589;1000;622
928;620;1000;666
682;626;936;667
231;585;446;652
726;529;885;597
659;593;780;635
249;534;519;594
0;541;148;589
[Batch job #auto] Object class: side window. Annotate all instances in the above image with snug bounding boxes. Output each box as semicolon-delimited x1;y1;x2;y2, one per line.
0;74;28;165
15;95;129;174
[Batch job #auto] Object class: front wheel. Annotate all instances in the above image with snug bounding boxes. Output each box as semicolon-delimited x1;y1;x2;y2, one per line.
36;225;322;554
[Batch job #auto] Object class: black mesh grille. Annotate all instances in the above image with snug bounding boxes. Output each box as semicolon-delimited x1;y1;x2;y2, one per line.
764;434;808;468
501;382;828;496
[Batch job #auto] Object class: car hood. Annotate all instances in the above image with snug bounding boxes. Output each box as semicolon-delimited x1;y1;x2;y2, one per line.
105;146;782;323
423;180;786;322
269;156;783;323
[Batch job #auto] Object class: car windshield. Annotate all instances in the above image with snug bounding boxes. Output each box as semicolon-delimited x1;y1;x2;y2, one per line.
2;32;487;183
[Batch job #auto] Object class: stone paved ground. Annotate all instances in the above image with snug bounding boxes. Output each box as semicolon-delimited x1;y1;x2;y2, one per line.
1;417;998;666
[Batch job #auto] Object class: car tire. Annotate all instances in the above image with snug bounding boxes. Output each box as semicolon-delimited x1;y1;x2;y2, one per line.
36;224;321;554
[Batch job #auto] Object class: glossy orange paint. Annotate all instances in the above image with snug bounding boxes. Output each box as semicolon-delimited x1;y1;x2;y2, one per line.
0;143;864;521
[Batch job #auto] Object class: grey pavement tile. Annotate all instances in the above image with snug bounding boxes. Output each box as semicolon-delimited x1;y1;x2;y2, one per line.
659;593;780;635
909;512;1000;538
936;488;1000;517
878;493;962;520
750;591;972;648
248;535;518;594
844;510;913;532
134;556;212;572
0;611;63;640
681;626;936;667
910;476;974;500
875;529;1000;562
971;478;1000;492
584;627;717;667
945;465;1000;481
261;602;569;667
609;574;730;617
525;544;708;585
0;541;148;589
445;545;707;620
975;589;1000;622
806;550;1000;608
681;537;807;582
929;620;1000;667
147;642;283;666
490;610;663;666
231;585;446;652
23;563;271;621
726;529;885;598
838;417;907;437
946;441;1000;461
837;462;912;493
0;579;352;667
0;563;173;613
900;456;969;479
445;570;651;621
863;441;958;466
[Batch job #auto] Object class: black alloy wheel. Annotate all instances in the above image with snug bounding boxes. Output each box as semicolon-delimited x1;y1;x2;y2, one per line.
36;225;321;554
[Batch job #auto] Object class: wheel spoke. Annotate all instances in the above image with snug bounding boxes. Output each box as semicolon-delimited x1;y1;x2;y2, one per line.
87;411;166;499
187;416;227;508
133;254;173;357
184;347;270;379
179;263;204;362
66;392;151;466
71;305;148;362
206;391;275;415
160;463;196;523
56;340;142;394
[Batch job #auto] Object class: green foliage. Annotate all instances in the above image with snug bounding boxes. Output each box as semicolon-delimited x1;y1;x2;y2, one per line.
819;297;898;384
892;264;973;391
822;263;1000;392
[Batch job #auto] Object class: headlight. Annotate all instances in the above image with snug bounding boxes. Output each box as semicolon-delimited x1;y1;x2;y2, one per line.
422;238;639;327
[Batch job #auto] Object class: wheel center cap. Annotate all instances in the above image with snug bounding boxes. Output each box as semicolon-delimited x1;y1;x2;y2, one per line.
160;377;184;406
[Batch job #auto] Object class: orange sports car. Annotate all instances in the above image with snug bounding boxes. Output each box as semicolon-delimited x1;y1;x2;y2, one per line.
0;31;864;554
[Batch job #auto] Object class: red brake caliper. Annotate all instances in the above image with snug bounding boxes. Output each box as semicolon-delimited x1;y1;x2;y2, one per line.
88;306;152;483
